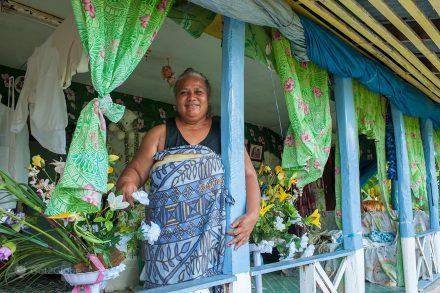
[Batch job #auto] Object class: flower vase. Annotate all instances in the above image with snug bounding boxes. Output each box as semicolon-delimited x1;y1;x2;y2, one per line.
104;256;138;291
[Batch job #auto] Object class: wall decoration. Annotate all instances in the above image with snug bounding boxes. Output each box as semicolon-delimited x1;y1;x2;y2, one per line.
249;144;263;161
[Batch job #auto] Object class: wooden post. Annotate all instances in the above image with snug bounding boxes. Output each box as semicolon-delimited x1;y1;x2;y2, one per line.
391;105;418;293
421;118;440;271
300;263;317;293
221;16;251;292
333;76;365;293
253;251;263;293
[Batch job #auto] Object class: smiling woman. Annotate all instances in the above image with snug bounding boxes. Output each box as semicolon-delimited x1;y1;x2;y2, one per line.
116;68;261;289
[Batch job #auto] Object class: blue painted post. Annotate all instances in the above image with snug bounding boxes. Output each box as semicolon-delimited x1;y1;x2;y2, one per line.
220;17;250;291
420;118;440;276
421;119;440;230
333;76;364;292
390;105;417;292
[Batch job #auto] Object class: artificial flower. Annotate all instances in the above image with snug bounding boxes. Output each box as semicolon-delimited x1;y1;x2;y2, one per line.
274;166;283;174
301;244;315;258
116;234;133;253
140;220;161;245
50;159;65;175
108;166;114;174
257;240;275;254
0;246;12;261
307;209;321;229
31;155;45;168
132;190;150;205
286;241;297;259
107;192;129;211
27;165;39;177
259;200;274;217
107;183;115;192
299;233;309;250
274;216;286;231
288;175;297;190
108;154;120;162
276;187;290;202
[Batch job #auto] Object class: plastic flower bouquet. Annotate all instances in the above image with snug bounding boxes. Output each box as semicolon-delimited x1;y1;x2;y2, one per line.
0;154;155;286
250;163;321;259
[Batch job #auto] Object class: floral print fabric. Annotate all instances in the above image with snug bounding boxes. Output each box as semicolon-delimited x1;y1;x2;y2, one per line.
272;29;331;188
45;0;172;215
335;81;393;226
404;116;429;211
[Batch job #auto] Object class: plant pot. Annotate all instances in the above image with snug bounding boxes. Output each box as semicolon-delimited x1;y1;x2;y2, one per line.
104;256;138;292
61;263;126;293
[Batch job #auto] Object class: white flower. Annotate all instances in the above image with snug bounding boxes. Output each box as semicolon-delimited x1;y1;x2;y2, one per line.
116;234;133;253
107;192;129;211
132;190;149;205
14;265;26;275
51;160;65;175
301;244;315;258
28;166;39;177
140;220;161;245
299;234;309;251
286;241;297;259
258;240;275;254
274;216;286;231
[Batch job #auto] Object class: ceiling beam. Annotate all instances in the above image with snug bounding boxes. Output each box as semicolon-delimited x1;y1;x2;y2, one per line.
397;0;440;53
293;0;440;102
428;0;440;19
367;0;440;76
382;19;440;42
0;0;62;27
336;0;440;98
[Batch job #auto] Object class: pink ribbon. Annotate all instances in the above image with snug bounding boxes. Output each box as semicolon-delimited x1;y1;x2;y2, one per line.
71;254;105;293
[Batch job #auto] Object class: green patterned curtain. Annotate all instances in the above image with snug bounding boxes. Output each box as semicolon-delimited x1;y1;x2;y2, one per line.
404;116;429;211
434;130;440;170
45;0;172;216
271;29;331;188
335;81;394;227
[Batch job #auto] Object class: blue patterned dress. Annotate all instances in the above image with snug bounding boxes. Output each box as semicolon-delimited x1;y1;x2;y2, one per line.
144;145;231;289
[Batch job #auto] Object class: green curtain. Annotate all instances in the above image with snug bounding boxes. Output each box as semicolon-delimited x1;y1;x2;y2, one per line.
45;0;172;216
434;130;440;169
404;116;429;211
335;81;393;227
272;30;331;188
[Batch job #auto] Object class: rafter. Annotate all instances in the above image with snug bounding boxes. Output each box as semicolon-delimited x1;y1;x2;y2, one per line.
317;0;440;99
397;0;440;52
367;0;440;75
428;0;440;19
292;0;440;102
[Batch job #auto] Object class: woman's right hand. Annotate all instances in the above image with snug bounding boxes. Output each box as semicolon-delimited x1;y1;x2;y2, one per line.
120;182;138;206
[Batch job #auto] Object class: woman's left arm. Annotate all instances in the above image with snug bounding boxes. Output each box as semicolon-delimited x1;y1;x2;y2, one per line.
227;148;261;250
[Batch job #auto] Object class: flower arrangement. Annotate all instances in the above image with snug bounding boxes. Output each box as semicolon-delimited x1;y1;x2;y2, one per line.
250;164;321;259
0;154;157;286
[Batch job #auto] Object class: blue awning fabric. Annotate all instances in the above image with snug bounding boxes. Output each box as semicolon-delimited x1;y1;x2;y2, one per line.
300;16;440;130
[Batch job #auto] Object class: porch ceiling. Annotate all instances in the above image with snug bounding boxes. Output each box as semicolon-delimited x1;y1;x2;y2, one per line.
289;0;440;104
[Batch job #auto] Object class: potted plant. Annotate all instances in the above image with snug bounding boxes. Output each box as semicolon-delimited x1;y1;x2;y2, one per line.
0;154;155;291
250;163;321;262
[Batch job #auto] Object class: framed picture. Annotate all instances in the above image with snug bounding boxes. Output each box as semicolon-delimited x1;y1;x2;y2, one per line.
249;144;263;161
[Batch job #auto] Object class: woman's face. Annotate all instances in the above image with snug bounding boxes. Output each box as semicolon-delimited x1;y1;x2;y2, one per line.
176;75;209;122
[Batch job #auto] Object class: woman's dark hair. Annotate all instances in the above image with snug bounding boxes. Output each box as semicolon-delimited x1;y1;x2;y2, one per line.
173;68;211;98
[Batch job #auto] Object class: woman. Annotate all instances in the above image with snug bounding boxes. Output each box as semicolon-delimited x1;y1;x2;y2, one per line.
116;68;260;289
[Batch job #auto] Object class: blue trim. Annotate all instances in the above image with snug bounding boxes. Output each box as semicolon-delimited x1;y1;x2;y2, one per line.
251;250;353;276
300;16;440;131
421;119;440;230
334;76;363;250
415;228;440;238
220;17;249;275
137;274;237;293
391;105;415;238
392;180;399;211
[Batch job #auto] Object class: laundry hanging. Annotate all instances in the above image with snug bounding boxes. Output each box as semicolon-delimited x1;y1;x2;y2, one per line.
45;0;173;216
272;29;332;188
0;77;30;209
10;15;88;154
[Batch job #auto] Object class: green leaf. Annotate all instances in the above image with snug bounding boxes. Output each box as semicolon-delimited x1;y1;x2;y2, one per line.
105;210;114;220
93;217;106;223
11;224;21;232
105;221;113;231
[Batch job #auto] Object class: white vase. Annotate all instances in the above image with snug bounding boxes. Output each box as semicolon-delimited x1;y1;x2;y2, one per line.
103;256;139;292
61;263;126;293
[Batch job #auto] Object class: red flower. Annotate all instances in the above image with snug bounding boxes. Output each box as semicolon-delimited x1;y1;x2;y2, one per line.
273;30;281;40
284;77;295;92
298;99;310;115
301;131;311;143
285;134;294;146
83;0;95;18
140;15;151;29
410;132;417;139
299;61;308;69
312;86;322;98
157;0;167;12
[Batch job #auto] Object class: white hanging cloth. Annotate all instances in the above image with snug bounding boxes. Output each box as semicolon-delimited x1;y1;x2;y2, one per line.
0;77;30;209
10;14;88;154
